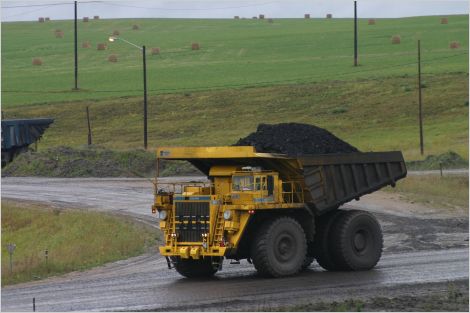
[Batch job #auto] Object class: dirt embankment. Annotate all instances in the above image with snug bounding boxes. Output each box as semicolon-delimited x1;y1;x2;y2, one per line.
2;146;200;178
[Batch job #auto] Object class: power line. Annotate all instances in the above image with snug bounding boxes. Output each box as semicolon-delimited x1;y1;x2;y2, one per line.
2;4;58;18
2;1;100;9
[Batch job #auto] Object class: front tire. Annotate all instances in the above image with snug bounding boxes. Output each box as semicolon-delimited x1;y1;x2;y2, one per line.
173;257;218;278
251;217;307;277
331;210;383;271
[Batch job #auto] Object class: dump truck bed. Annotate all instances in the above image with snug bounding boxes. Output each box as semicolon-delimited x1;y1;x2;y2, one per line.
156;146;407;214
299;152;406;214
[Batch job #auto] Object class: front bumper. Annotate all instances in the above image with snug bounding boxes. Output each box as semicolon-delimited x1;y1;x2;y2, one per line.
159;245;227;259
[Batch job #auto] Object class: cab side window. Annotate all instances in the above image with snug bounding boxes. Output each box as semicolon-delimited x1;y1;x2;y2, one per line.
255;177;261;190
267;175;274;196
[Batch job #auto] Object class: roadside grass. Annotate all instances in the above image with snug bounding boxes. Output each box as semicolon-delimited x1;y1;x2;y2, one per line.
2;15;468;107
261;282;469;311
3;73;468;162
1;201;159;286
385;175;469;214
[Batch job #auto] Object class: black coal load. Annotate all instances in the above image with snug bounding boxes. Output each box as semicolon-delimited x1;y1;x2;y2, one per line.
234;123;359;156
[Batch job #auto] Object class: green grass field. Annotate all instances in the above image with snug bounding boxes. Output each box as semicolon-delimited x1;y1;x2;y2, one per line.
1;201;158;285
2;15;468;107
1;16;468;163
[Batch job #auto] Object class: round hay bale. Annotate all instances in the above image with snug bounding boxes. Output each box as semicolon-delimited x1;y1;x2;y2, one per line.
82;41;91;48
267;18;273;23
259;14;265;19
45;17;50;22
113;30;120;36
326;13;332;19
54;30;64;38
108;54;118;63
83;17;89;22
93;15;100;20
151;47;160;55
441;17;448;24
450;41;460;49
132;24;139;30
32;58;43;66
234;16;240;19
368;19;376;25
304;14;310;19
391;35;401;44
97;43;107;50
38;17;45;23
191;42;200;50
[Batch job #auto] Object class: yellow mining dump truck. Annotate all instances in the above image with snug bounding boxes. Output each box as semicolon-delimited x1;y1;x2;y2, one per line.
152;146;406;278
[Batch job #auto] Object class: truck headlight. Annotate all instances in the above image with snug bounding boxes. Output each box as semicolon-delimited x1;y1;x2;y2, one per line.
223;210;232;220
158;210;168;220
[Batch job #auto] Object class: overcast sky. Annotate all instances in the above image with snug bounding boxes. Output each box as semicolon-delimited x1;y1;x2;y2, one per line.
1;0;468;22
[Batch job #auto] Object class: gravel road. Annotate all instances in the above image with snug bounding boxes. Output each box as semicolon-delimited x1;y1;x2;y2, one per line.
1;177;468;311
1;249;467;312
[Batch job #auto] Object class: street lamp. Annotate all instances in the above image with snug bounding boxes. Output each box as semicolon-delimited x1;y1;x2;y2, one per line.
108;35;148;150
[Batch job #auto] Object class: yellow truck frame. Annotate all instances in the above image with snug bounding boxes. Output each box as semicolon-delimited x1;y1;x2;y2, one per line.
152;146;406;278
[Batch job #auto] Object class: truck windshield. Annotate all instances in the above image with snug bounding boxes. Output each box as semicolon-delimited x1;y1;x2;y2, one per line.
232;175;254;191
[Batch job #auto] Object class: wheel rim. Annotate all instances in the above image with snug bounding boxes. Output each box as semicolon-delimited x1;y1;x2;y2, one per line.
353;229;369;254
274;232;297;262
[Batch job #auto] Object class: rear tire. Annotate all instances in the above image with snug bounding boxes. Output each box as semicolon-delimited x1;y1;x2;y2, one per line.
331;210;383;271
312;210;343;271
251;217;307;277
173;257;218;278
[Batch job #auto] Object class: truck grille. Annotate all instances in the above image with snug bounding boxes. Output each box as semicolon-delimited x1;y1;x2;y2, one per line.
175;201;210;242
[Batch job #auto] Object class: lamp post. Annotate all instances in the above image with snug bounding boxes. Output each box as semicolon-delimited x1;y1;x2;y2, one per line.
109;36;148;150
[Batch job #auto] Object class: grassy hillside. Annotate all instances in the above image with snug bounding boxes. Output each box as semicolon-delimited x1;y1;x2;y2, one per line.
2;15;468;107
4;72;468;161
1;201;158;285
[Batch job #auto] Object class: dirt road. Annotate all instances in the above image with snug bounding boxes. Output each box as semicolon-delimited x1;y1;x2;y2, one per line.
1;249;467;312
1;177;468;311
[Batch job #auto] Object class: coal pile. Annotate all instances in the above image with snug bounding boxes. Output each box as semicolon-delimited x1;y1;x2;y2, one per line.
234;123;359;156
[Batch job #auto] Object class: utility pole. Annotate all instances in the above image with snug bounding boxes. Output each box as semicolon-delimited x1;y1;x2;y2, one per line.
354;1;358;66
86;106;92;145
418;40;424;155
73;1;78;90
143;45;148;150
